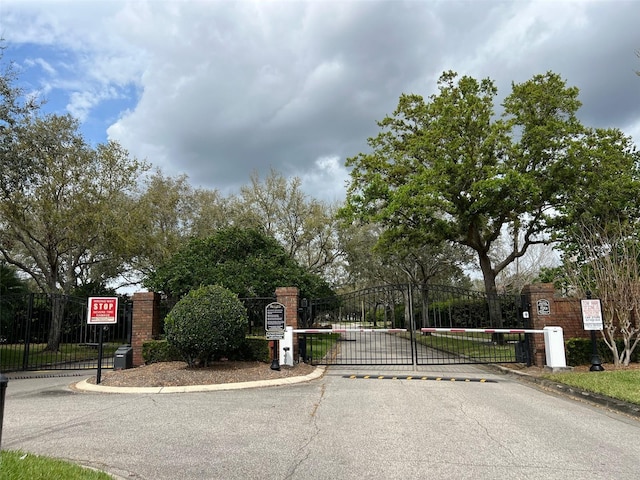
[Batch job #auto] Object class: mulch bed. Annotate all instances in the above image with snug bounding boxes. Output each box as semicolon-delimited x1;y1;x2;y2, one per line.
88;360;317;387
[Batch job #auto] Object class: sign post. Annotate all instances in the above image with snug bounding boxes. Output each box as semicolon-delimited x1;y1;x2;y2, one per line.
265;302;286;371
581;293;604;372
87;297;119;383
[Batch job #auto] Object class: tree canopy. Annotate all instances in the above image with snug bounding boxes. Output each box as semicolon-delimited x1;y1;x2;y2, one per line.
232;169;343;282
0;45;40;196
144;227;334;301
342;71;639;321
0;113;148;294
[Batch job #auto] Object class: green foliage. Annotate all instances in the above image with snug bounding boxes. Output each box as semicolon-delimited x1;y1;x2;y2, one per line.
342;70;636;313
143;336;271;364
142;339;182;364
423;296;521;329
164;285;248;367
129;171;232;279
0;113;148;295
1;46;42;194
233;169;342;281
144;226;334;300
542;370;640;405
0;450;113;480
300;333;340;363
0;264;30;339
0;262;29;295
230;336;272;363
565;338;639;366
0;343;120;371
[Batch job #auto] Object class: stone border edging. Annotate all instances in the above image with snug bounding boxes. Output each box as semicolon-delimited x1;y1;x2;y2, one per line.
73;366;326;394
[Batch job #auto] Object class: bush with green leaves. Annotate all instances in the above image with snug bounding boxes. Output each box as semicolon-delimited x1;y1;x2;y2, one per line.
565;337;639;366
142;339;182;364
144;226;334;301
164;285;248;367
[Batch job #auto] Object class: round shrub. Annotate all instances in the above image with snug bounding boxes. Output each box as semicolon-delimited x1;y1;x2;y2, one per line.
164;285;248;367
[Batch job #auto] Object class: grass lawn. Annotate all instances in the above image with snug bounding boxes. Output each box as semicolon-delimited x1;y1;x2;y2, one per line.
0;343;119;371
302;333;340;362
413;332;518;362
542;368;640;405
0;450;113;479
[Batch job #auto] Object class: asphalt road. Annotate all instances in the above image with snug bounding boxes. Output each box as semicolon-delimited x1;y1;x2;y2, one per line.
2;365;639;480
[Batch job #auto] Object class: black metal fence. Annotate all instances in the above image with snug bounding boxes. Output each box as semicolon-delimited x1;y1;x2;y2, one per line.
299;284;530;366
0;293;132;372
241;297;277;335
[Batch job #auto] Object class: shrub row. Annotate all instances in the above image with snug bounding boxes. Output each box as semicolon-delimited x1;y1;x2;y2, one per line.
143;336;271;364
565;338;639;366
142;339;182;364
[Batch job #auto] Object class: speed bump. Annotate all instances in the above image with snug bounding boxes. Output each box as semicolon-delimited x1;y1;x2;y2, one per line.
343;375;496;383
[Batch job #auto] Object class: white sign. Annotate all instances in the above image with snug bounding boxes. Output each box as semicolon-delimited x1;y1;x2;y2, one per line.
537;299;551;316
265;302;285;340
87;297;119;325
581;299;603;331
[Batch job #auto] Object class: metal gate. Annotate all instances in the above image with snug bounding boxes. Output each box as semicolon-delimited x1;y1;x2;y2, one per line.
297;284;530;366
0;293;132;372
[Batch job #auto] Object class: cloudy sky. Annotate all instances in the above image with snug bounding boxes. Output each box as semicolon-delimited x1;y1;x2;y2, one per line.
1;0;639;202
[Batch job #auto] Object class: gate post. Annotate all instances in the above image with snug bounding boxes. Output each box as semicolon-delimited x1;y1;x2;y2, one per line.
521;284;556;367
276;287;299;362
131;292;161;367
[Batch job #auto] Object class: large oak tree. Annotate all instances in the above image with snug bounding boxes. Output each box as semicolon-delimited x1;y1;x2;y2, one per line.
343;71;635;326
0;114;147;349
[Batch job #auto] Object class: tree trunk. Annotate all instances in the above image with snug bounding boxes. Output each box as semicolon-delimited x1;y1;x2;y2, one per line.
478;253;505;343
45;294;66;352
421;285;431;329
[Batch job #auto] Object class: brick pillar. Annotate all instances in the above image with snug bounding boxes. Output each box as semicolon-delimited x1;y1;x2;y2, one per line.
131;292;161;367
522;283;556;367
276;287;299;361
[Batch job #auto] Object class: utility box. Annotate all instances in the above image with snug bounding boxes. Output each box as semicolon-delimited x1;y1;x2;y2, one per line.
543;326;567;368
113;346;133;370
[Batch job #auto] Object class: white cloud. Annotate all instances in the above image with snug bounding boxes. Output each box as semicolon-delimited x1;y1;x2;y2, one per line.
2;0;639;201
299;156;351;203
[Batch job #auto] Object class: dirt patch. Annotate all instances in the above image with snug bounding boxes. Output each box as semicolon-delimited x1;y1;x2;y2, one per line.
89;361;317;387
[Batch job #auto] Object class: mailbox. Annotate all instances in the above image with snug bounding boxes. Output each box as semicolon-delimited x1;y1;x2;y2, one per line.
113;346;133;370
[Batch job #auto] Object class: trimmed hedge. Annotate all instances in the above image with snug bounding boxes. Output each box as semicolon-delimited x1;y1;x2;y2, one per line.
230;336;271;363
565;337;639;366
142;339;182;364
142;336;271;364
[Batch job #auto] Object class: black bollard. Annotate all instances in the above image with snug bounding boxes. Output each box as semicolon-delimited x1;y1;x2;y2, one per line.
589;330;605;371
0;373;8;449
270;340;280;371
586;292;604;372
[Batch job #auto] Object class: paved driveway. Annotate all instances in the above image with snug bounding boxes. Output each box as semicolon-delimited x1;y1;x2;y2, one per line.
2;365;639;479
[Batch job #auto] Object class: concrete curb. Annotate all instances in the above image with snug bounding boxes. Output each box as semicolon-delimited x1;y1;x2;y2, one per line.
488;364;640;419
73;366;326;394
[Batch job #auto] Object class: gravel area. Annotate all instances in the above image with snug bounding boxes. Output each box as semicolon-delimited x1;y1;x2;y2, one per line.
88;361;317;387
